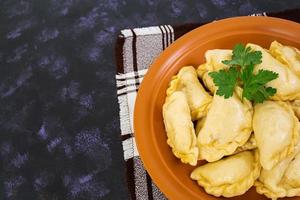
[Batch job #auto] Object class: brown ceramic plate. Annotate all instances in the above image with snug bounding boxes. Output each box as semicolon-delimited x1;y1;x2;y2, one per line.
134;16;300;200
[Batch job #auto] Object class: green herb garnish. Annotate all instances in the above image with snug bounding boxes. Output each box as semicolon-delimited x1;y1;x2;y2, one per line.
209;44;279;103
209;67;239;99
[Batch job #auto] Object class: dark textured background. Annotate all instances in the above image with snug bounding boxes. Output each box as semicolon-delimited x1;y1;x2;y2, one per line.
0;0;299;199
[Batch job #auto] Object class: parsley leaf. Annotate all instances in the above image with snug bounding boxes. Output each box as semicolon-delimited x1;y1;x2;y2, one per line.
246;69;279;85
243;85;277;103
242;69;278;103
222;43;262;68
240;63;254;83
208;43;279;103
208;67;239;98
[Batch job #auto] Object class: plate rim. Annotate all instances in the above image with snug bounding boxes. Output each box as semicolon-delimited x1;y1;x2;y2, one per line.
134;16;300;199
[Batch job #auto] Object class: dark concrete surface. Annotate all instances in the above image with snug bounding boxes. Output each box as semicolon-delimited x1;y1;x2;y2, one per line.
0;0;299;199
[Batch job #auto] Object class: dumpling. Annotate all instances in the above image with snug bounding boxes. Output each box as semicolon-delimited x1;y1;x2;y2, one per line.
253;101;299;170
269;41;300;76
282;152;300;195
197;87;253;162
255;138;300;199
198;49;232;72
196;127;256;159
196;118;256;160
162;91;198;166
255;152;297;199
191;150;261;197
197;50;232;93
289;100;300;120
246;43;300;101
167;66;212;120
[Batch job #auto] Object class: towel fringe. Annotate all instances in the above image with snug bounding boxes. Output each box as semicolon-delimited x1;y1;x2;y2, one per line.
118;94;132;136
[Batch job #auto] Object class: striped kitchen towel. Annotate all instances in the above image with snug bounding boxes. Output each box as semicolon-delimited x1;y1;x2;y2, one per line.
115;9;300;200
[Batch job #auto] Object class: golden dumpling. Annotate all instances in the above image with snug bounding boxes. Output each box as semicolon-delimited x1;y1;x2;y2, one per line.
191;151;261;197
269;41;300;76
255;138;300;199
197;87;253;162
255;152;296;199
197;126;256;158
282;152;300;191
290;100;300;120
246;43;300;101
167;66;212;120
199;49;232;72
162;91;198;166
253;101;299;170
197;50;232;93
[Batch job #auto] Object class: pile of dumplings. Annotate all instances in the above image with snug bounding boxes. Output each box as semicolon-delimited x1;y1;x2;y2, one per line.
162;41;300;199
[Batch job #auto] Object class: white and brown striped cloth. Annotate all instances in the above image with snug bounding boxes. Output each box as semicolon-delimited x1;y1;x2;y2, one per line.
115;9;300;200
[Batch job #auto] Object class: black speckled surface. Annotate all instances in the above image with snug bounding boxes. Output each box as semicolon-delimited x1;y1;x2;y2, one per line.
0;0;299;199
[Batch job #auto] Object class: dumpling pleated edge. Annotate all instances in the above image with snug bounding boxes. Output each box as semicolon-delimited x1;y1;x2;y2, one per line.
191;150;261;198
163;91;199;166
166;66;212;120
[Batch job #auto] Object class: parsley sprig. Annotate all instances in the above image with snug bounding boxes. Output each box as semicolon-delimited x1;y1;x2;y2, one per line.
208;44;279;103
